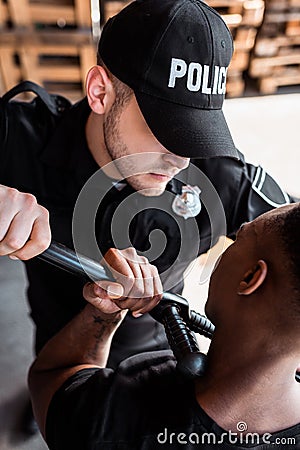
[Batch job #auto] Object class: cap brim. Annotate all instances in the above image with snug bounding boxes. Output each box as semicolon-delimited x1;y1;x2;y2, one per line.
135;91;239;160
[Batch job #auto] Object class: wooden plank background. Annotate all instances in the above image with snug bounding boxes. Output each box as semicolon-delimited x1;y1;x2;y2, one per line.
0;0;299;100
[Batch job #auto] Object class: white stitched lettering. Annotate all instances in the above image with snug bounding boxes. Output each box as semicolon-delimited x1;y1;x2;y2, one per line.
202;65;211;94
168;58;227;95
212;66;220;94
187;63;202;91
168;58;187;88
218;67;227;94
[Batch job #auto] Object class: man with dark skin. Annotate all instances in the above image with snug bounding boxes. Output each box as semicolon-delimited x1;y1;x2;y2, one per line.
0;0;296;434
28;202;300;449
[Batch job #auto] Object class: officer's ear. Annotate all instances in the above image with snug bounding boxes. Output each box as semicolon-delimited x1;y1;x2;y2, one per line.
237;260;267;295
85;65;116;115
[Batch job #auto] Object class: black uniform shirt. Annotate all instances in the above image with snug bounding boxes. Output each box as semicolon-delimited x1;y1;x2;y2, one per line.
46;350;300;450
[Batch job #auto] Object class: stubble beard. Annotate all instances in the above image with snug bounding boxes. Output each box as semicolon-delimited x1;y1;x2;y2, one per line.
103;109;167;197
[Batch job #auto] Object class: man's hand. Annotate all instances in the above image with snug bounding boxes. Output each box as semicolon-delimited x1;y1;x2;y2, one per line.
83;247;162;318
0;185;51;259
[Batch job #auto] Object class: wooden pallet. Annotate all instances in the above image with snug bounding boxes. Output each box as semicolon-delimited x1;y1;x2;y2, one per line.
263;0;300;10
0;0;9;28
250;51;300;76
249;0;300;93
0;46;22;91
0;0;98;101
5;0;92;29
259;67;300;93
254;34;300;56
250;51;300;93
207;0;265;27
226;72;246;97
103;1;131;22
207;0;265;97
0;31;97;101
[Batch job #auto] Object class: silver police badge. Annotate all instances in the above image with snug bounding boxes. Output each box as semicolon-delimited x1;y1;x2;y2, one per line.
172;184;202;219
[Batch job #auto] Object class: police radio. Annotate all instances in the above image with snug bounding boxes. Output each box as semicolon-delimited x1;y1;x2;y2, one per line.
37;241;214;378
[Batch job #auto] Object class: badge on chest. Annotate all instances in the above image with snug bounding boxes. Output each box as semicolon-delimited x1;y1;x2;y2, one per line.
172;185;202;219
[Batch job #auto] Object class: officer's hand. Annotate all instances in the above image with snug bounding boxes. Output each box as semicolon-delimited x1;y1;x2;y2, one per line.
83;247;163;318
0;185;51;260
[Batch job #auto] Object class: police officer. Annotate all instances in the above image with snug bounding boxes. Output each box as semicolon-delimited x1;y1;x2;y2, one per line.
0;0;295;435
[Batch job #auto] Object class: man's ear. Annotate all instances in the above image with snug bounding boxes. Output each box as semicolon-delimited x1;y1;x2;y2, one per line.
237;260;268;295
85;65;115;114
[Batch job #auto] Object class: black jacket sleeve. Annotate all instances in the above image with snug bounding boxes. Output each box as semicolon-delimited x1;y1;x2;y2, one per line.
191;150;296;246
45;351;192;450
226;151;296;240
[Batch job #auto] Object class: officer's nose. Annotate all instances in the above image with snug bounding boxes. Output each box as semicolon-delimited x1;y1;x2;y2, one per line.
162;152;190;170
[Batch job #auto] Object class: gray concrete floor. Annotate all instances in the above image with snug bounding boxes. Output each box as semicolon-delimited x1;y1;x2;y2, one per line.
0;90;299;449
0;257;48;449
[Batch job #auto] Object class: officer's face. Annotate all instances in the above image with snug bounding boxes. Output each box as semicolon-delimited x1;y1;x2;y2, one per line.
103;96;190;196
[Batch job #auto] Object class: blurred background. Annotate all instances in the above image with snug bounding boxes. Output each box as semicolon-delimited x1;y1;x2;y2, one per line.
0;1;299;449
1;0;300;101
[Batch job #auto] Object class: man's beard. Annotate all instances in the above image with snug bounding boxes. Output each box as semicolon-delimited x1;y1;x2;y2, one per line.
103;109;169;196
